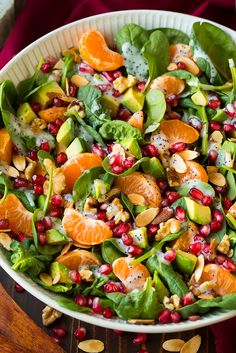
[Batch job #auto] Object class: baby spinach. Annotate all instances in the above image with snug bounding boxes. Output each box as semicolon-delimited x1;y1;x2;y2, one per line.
120;193;135;220
0;174;12;204
57;298;91;313
157;28;189;44
36;280;74;293
144;89;166;133
82;276;108;297
226;171;236;201
101;240;123;265
229;59;236;102
102;156;148;177
154;228;186;251
99;120;143;142
103;238;128;255
177;180;215;198
116;23;150;53
13;190;36;212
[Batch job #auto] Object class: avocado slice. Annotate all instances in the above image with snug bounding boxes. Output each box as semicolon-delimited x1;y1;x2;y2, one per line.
120;138;142;159
191;91;208;106
56;117;74;147
93;179;109;199
174;249;197;275
31;81;64;108
50;262;73;284
121;87;144;113
101;95;119;117
211;109;228;123
17;102;37;124
66;137;85;158
46;229;67;245
129;227;148;248
141;157;166;179
184;197;211;225
153;270;169;301
134;205;148;215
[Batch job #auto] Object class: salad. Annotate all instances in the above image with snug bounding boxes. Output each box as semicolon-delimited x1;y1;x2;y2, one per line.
0;21;236;325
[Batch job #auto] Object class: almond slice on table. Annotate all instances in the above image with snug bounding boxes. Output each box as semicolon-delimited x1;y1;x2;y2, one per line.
208;172;226;187
135;207;159;227
12;154;26;171
127;193;147;206
162;339;186;352
178;150;200;161
169;153;187;173
78;339;105;353
180;335;201;353
194;254;205;283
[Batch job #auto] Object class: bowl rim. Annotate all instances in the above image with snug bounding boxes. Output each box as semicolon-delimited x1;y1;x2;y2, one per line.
0;9;236;333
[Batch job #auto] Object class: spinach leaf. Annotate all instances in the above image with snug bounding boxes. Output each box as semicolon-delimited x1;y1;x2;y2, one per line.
57;298;91;313
154;228;186;251
229;59;236;102
142;30;169;84
177;180;215;198
144;89;166;133
61;54;75;89
13;190;36;212
103;238;128;255
226;171;236;200
82;276;108;297
102;156;148;177
157;28;189;44
178;293;236;319
116;23;150;52
120;193;135;220
0;174;12;204
101;240;123;265
107;277;163;319
36;279;74;293
99;120;143;142
78;85;111;128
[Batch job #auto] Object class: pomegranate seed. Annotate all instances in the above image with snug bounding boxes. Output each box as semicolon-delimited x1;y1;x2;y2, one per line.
34;184;43;196
175;206;186;221
164;250;176;262
56;152;67;165
41;62;52;73
75;294;87;306
212;209;224;223
171;311;182;323
202;243;210;254
209;121;223;131
74;327;86;341
40;141;51;152
128;245;143;256
53;97;66;107
189;188;204;201
51;195;63;207
43;216;53;229
208;150;218;164
113;329;124;335
13;178;29;189
223;197;232;210
109;153;122;166
158;309;172;324
69;270;81;283
35;220;45;232
216;255;225;265
121;233;133;245
182;292;195;306
87;296;94;308
137;81;146;91
32;174;45;185
12;145;19;154
117;108;132;121
210;219;222;232
92;144;105;158
225;103;235;118
193;234;205;243
199;224;211;237
166;94;180;107
215;185;226;194
223;123;234;132
103;282;119;293
55;118;63;127
50;334;61;345
142;144;158;157
79;62;94;75
15;283;24;293
189;242;202;255
31;102;41;113
38;233;47;245
188;117;202;131
97;211;107;222
161;197;171;207
106;220;116;229
97;84;112;93
123;157;135;169
52;327;67;338
133;333;147;345
113;223;131;237
92;297;102;314
113;70;122;79
147;224;159;236
112;89;121;97
17;232;26;242
223;259;236;271
99;264;113;275
49;208;63;218
166;191;180;204
117;282;126;292
48;122;59;135
101;71;114;82
156;179;168;192
112;165;124;174
209;100;221;110
0;218;9;229
202;195;212;206
177;61;186;70
28;149;38;161
170;141;186;153
103;307;114;318
188;315;201;321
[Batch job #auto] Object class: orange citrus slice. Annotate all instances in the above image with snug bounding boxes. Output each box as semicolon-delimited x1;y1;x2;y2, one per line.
112;256;150;292
62;208;112;245
159;119;200;146
172;222;199;252
114;172;161;208
150;76;185;96
178;161;208;184
62;153;102;191
56;249;101;270
78;30;124;71
0;194;33;235
0;128;13;164
228;202;236;219
169;44;192;62
128;112;144;130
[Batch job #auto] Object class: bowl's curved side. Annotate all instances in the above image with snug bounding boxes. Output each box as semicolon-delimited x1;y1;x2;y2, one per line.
0;9;236;333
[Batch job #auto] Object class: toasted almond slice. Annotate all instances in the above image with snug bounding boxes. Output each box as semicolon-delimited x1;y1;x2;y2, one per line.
52;272;61;285
206;166;218;174
180;335;201;353
0;232;12;250
78;339;104;353
176;55;200;76
178;150;200;161
71;74;89;87
198;294;215;299
127;193;147;206
162;339;186;352
39;273;53;286
61;243;72;255
167;63;178;71
135;207;159;227
194;254;204;283
210;131;223;144
169;153;187;173
127;319;155;324
7;165;20;178
12;154;26;171
208;172;226;187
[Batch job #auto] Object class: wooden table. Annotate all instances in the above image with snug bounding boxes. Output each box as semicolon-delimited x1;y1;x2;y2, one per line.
0;268;216;353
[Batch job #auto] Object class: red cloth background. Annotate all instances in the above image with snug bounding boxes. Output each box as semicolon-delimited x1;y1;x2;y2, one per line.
0;1;236;352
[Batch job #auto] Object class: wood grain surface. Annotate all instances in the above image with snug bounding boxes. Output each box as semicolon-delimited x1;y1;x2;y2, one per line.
0;268;216;353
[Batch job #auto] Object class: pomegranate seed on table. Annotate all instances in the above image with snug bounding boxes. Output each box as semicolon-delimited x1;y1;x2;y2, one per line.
177;61;186;70
164;250;176;262
92;143;105;158
74;326;87;341
209;121;223;131
210;219;222;232
75;294;87;306
133;333;147;345
51;194;63;207
31;102;41;113
189;242;202;255
41;62;52;73
0;218;9;229
117;107;132;121
40;141;51;152
103;307;114;318
113;329;124;335
13;178;30;189
175;206;186;221
166;191;180;204
43;216;53;229
199;224;211;237
208;100;221;110
33;184;43;196
202;195;212;206
170;141;186;153
32;174;45;185
128;245;143;256
158;309;172;324
166;94;180;107
48;122;59;135
99;264;113;275
223;123;234;132
137;81;146;91
171;311;182;323
50;334;62;345
92;297;103;314
123;157;135;169
208;150;218;164
15;283;25;293
52;327;67;338
38;233;47;245
28;149;38;161
182;292;195;306
17;232;26;242
56;152;67;165
212;209;224;223
225;103;235;118
69;270;81;283
35;220;45;232
189;187;204;201
142;144;158;157
188;117;202;131
223;197;232;210
97;211;107;222
49;207;63;218
121;233;133;245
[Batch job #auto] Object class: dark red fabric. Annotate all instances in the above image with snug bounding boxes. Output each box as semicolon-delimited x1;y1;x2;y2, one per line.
0;1;236;352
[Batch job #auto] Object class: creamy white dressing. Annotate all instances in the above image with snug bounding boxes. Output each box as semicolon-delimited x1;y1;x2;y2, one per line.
121;42;148;81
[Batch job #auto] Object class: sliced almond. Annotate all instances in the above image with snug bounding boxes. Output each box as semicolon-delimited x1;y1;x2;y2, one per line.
60;243;72;255
176;55;200;76
198;293;215;299
127;319;155;324
0;232;12;250
12;154;26;171
78;339;104;353
169;153;187;173
135;207;159;227
208;172;226;187
167;62;178;71
127;193;147;206
210;130;223;144
52;273;61;285
71;74;88;87
180;335;201;353
206;166;218;174
194;254;205;283
39;273;53;286
162;339;185;352
7;165;20;178
178;150;200;161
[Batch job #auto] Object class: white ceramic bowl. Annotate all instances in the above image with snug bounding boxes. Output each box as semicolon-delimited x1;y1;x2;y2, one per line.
1;10;236;333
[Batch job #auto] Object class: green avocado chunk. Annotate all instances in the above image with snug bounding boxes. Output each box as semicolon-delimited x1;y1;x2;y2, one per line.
191;91;208;106
56;117;74;147
184;197;211;225
17;102;37;124
121;87;144;113
174;249;197;275
120;138;142;159
153;270;169;301
31;81;64;108
50;262;73;284
46;229;67;245
66;137;85;158
93;179;110;199
101;95;119;117
141;157;166;179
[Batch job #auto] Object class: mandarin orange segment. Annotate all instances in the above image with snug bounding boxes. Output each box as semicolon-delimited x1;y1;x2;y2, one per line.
159;119;199;145
172;221;199;251
62;208;112;245
114;172;161;208
199;264;236;296
0;194;33;235
150;76;185;96
38;107;67;123
112;257;150;292
78;30;124;71
169;44;192;62
61;153;102;191
177;161;208;184
0;128;13;164
128;112;144;130
228;202;236;219
56;249;101;270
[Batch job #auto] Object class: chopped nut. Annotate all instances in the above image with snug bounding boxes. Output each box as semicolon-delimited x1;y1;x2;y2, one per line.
171;294;181;309
170;219;182;233
106;197;129;224
42;305;62;326
198;293;215;299
176;55;200;76
210;131;223;145
24;160;37;181
53;59;64;70
193;254;204;283
78;339;104;353
0;232;12;250
228;249;234;258
127;75;138;87
135;207;159;227
84;196;98;214
60;243;72;256
31;118;47;131
98;187;121;203
113;76;129;93
127;193;147;206
162;339;185;352
62;47;80;63
208;172;226;187
217;234;230;255
80;268;94;282
180;335;201;353
12;154;26;171
52;273;61;285
156;218;182;241
169;153;187;173
39;273;53;286
111;143;126;158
